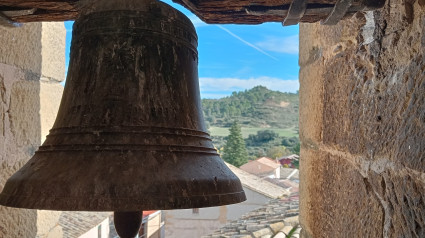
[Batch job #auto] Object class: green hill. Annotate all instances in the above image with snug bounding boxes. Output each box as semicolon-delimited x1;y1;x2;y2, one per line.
201;86;300;159
202;86;299;129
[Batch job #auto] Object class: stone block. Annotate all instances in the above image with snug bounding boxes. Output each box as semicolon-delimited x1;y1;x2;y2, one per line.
40;82;63;143
269;222;285;233
273;232;286;238
283;216;298;226
9;80;41;147
0;206;37;238
298;49;324;147
233;235;252;238
299;149;384;237
36;210;63;237
41;22;66;81
301;2;425;171
246;224;266;232
299;1;425;237
367;169;425;237
281;226;293;235
46;225;64;238
251;227;272;238
0;23;43;74
0;65;41;237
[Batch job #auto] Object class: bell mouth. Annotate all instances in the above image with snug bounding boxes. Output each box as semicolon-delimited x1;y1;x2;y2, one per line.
0;143;246;211
0;191;246;211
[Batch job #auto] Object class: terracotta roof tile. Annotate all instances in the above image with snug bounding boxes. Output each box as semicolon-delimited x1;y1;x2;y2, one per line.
239;157;280;177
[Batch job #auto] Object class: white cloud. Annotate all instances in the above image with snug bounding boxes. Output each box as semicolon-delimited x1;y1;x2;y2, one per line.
199;77;299;95
256;35;299;54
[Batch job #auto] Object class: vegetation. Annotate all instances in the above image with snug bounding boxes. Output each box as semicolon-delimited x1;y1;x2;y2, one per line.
212;130;300;160
209;127;298;138
246;130;279;146
202;86;300;161
222;121;249;167
202;86;299;128
266;146;291;159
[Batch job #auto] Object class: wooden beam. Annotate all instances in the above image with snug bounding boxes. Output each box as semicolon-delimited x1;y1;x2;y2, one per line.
0;0;384;24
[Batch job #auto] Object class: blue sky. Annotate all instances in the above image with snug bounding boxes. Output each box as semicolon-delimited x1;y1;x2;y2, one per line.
64;0;299;99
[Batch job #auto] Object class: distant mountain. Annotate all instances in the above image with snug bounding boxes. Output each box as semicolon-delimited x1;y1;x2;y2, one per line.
202;86;299;129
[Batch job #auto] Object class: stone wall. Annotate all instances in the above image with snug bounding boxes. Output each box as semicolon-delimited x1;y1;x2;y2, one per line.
299;0;425;237
0;23;65;237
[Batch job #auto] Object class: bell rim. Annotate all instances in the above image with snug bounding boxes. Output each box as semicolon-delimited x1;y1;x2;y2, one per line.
0;191;247;211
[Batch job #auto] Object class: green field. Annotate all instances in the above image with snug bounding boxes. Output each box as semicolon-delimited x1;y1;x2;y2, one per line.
209;126;298;138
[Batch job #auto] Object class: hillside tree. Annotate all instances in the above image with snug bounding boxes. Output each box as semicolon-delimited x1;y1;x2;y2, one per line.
266;146;291;159
222;121;249;167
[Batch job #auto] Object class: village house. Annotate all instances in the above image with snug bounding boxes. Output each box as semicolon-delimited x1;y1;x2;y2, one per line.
137;211;165;238
240;157;281;178
277;154;299;168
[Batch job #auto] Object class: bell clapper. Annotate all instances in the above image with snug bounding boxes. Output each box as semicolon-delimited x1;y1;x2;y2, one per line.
114;211;143;238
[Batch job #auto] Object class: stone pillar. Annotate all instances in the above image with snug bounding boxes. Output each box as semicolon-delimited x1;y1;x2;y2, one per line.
299;0;425;237
0;22;65;237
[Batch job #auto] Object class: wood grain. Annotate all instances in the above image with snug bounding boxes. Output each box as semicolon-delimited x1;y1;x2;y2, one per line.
0;0;382;25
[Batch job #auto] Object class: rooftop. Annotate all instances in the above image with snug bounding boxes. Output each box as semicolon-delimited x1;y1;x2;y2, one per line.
239;157;281;177
227;163;290;199
279;168;299;180
202;194;300;238
278;155;300;161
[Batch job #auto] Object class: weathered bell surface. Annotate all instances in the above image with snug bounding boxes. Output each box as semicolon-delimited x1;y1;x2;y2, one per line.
0;0;246;212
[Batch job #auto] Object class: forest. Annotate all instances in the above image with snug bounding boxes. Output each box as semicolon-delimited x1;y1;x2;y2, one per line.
202;86;300;159
202;86;299;128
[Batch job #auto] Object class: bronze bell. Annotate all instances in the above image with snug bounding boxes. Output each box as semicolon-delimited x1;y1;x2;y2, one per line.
0;0;246;237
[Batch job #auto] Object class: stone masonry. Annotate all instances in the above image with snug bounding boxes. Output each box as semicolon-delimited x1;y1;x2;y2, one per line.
0;23;65;237
299;0;425;237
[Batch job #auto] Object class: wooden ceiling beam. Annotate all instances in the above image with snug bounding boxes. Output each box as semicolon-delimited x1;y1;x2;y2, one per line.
0;0;385;25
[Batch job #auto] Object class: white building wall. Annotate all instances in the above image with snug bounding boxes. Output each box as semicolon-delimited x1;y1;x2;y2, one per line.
164;187;271;238
275;167;280;178
145;211;164;238
79;218;109;238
